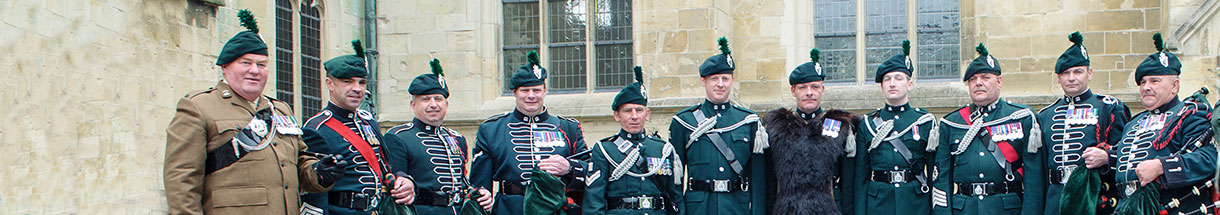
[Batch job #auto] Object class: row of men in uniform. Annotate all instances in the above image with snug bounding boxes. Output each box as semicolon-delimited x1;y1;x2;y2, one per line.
163;10;1217;215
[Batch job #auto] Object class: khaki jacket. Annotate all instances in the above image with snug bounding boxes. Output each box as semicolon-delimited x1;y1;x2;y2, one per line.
164;81;330;215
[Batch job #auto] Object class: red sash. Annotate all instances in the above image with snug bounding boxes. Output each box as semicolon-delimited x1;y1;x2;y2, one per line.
958;107;1023;176
323;119;384;178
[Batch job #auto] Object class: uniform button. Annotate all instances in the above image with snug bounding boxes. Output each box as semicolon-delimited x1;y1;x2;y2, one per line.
979;173;984;178
979;152;985;157
273;142;278;146
719;167;724;172
285;186;289;189
280;162;285;167
894;183;901;188
955;139;960;143
893;148;898;152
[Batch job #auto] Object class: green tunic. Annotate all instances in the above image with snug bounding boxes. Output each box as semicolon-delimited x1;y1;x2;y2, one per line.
668;100;767;215
854;103;937;215
583;130;683;215
931;99;1046;215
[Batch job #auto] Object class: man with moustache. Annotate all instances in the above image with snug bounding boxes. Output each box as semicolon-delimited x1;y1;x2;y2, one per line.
383;59;494;214
930;43;1045;215
1036;32;1130;215
853;40;939;215
1088;33;1216;215
583;66;684;215
164;9;342;215
763;48;857;215
470;51;588;215
299;41;415;215
668;37;768;215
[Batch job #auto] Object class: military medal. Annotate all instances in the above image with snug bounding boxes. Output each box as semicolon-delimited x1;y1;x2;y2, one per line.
912;124;921;141
445;135;462;154
1066;107;1098;125
274;116;303;135
822;119;841;138
532;131;565;148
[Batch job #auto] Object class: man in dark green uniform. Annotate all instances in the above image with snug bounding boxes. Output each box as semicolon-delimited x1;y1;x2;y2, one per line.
300;41;415;215
854;40;938;215
1036;32;1131;215
930;43;1045;215
470;51;588;215
668;37;768;215
383;59;495;214
583;66;683;215
1086;33;1216;215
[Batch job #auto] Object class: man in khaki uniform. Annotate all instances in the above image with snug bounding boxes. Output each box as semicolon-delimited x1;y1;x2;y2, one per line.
164;9;344;215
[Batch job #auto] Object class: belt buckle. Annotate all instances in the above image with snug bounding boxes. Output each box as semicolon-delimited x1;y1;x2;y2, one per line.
713;180;730;192
890;171;906;184
972;183;986;196
1059;166;1076;184
1124;181;1138;197
355;193;371;210
639;196;654;210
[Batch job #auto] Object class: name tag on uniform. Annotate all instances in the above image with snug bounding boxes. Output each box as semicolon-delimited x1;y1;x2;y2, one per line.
822;119;842;138
1065;107;1098;125
990;123;1023;142
273;116;302;135
648;157;673;175
532;131;566;148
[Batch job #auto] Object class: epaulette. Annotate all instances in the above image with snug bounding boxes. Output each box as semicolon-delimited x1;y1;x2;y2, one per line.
1037;99;1062;114
647;135;667;143
599;135;617;143
444;127;464;137
1098;94;1121;105
303;110;333;129
1003;100;1033;110
866;109;881;117
941;106;970;121
481;112;510;124
676;105;700;115
556;115;581;125
183;87;215;99
387;122;414;134
732;105;757;114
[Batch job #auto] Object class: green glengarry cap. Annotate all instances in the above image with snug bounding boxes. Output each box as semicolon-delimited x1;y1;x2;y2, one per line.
789;48;826;85
510;50;547;89
875;40;913;82
612;66;647;110
323;40;369;79
1134;33;1181;84
963;42;1001;81
698;37;736;77
409;58;450;98
1055;31;1091;74
215;9;268;66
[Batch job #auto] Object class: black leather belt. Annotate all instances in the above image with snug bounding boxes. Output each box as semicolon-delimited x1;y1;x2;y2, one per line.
415;190;454;207
688;179;747;193
870;170;919;183
329;191;373;210
498;181;528;196
607;196;669;210
954;181;1022;196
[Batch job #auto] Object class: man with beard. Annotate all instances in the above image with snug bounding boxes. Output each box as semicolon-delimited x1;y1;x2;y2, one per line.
583;66;684;215
299;41;415;215
470;50;588;215
930;43;1045;215
1036;32;1130;215
763;48;858;215
853;40;938;215
668;37;768;215
1087;33;1216;215
382;59;494;214
163;9;342;215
